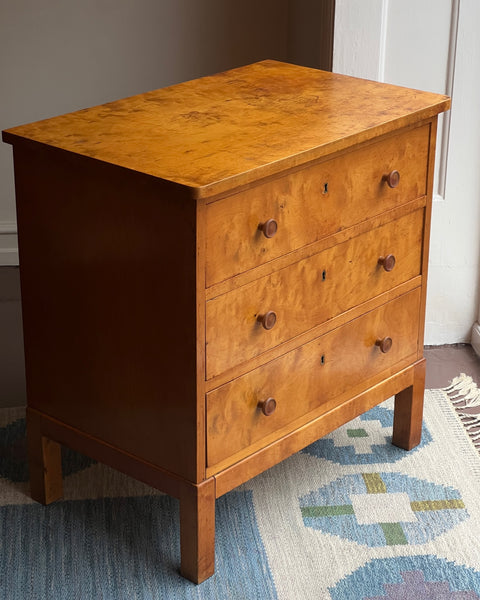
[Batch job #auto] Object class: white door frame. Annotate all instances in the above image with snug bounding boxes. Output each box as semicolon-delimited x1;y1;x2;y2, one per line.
333;0;480;350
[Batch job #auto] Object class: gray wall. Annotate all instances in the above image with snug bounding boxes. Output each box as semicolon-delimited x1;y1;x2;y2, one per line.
0;0;334;407
0;268;25;406
0;0;291;226
288;0;334;70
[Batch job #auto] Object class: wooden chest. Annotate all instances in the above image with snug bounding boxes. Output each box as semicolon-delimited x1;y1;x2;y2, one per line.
2;61;450;583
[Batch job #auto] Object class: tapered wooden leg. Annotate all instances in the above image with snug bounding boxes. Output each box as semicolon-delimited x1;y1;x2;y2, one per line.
179;477;216;584
392;359;426;450
26;408;63;504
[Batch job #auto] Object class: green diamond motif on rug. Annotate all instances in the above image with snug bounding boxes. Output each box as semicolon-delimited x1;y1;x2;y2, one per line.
347;428;369;438
299;472;468;547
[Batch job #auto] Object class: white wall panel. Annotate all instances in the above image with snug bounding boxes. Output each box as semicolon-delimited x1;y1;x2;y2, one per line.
425;0;480;345
333;0;385;80
334;0;480;346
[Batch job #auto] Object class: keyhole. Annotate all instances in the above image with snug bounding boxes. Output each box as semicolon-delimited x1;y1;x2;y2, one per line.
320;355;325;365
323;182;329;194
322;269;327;281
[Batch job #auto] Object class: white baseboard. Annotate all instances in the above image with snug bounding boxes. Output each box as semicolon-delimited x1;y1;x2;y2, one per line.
472;322;480;357
0;222;19;266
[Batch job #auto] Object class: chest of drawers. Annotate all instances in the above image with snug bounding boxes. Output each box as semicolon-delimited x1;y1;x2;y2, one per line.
2;61;450;583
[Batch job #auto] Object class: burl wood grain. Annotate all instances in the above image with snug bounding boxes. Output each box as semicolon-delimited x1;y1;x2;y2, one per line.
206;124;429;286
2;61;450;199
206;208;424;378
207;288;421;469
213;363;418;497
2;60;451;585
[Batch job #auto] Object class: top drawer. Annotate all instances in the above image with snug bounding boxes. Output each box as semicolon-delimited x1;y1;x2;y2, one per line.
206;124;430;287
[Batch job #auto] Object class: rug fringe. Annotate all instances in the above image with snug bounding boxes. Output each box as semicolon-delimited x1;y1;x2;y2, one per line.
444;373;480;406
443;373;480;451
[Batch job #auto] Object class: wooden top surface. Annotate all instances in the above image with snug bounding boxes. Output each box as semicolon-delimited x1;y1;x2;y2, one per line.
2;60;450;199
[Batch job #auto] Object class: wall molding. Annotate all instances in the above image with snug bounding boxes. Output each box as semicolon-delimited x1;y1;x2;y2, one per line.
0;221;17;234
436;0;460;201
332;0;385;80
472;322;480;357
334;0;459;203
377;0;389;82
0;221;19;265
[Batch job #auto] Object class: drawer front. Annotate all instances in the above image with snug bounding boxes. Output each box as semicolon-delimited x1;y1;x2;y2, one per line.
207;288;421;469
206;208;423;378
206;124;429;286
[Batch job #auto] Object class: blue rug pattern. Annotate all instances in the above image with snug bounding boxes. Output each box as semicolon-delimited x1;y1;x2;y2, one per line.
1;386;480;599
300;471;467;546
330;556;480;599
302;403;432;465
1;492;276;600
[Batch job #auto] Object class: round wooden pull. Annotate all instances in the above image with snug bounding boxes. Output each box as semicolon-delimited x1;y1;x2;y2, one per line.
257;311;277;330
258;219;278;238
378;254;396;272
383;170;400;188
258;397;277;416
375;336;393;353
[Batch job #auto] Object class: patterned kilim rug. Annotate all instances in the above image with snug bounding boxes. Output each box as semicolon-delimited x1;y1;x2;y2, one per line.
1;375;480;599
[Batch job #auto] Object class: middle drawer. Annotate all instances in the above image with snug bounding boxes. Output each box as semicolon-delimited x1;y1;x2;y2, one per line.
206;208;423;379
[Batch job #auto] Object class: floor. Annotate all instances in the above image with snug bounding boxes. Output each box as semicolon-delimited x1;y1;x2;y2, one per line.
424;344;480;389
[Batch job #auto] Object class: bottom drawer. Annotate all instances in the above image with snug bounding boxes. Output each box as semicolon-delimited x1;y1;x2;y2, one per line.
206;288;421;470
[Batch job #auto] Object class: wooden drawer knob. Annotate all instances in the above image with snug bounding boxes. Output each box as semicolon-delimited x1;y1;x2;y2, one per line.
375;336;393;353
257;311;277;330
378;254;396;272
258;219;278;238
258;397;277;416
383;170;400;188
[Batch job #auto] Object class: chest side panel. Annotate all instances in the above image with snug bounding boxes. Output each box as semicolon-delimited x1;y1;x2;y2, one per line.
14;142;202;482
